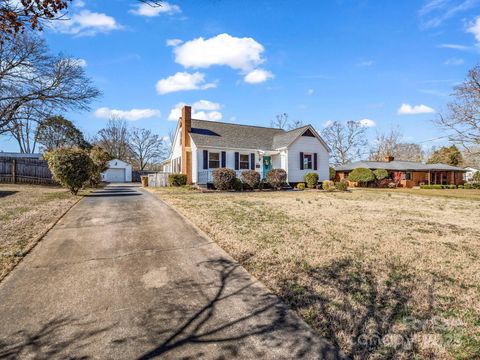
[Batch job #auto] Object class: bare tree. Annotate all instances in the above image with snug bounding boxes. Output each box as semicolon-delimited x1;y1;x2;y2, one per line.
369;129;403;161
287;119;304;130
0;0;165;36
271;113;289;129
95;118;131;161
129;128;166;170
0;33;100;135
435;64;480;155
392;143;424;162
321;121;367;165
168;128;176;144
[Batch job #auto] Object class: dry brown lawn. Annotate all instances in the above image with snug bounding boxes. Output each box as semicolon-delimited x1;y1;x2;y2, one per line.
152;187;480;360
0;184;80;280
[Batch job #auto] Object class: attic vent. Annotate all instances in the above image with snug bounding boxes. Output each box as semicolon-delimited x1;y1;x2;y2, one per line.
302;129;315;137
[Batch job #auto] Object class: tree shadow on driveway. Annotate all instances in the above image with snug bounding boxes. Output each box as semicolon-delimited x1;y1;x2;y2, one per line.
134;258;340;360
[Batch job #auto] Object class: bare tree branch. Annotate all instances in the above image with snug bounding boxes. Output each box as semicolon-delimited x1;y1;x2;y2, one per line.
321;121;367;165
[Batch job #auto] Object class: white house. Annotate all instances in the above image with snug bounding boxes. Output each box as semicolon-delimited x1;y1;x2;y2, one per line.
162;106;330;185
465;167;479;182
101;159;132;183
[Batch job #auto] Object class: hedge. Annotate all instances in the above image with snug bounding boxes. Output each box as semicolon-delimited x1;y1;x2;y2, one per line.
304;172;319;189
240;170;260;189
212;168;236;190
348;168;375;185
168;173;187;186
266;169;287;189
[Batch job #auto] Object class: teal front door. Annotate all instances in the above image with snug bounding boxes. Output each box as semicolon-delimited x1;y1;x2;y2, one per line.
263;156;272;178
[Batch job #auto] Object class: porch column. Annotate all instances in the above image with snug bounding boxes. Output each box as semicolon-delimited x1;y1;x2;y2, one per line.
428;171;431;185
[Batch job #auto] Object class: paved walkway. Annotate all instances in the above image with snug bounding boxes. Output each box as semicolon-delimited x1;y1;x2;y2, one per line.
0;184;339;359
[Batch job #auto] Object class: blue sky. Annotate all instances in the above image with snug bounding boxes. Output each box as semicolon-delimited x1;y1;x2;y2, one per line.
2;0;480;153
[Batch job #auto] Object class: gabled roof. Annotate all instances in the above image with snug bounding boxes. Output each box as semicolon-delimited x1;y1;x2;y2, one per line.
335;160;467;172
189;119;329;151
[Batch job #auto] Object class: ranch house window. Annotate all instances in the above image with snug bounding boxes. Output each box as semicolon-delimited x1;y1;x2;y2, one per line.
239;154;250;169
209;152;220;169
303;153;313;170
405;172;412;181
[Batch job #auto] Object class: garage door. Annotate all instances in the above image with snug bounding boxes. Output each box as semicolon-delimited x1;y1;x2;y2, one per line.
107;168;126;183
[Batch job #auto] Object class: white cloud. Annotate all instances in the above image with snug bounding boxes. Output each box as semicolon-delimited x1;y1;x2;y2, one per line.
418;0;477;29
397;103;436;115
73;0;85;8
358;118;376;127
73;58;87;67
130;2;181;17
168;101;223;121
54;10;121;36
156;72;216;95
166;38;183;47
357;60;374;67
444;57;464;65
307;89;314;95
244;69;273;84
437;43;471;50
94;107;161;121
171;33;273;83
467;16;480;42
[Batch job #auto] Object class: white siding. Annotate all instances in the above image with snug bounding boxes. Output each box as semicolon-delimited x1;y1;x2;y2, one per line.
191;141;198;183
101;159;132;182
195;148;262;181
287;136;329;183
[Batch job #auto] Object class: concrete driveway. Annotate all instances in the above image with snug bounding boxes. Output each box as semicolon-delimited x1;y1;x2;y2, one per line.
0;184;339;359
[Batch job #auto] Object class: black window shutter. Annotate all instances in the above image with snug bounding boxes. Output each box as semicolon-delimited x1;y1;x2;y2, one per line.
314;153;318;170
234;152;239;170
203;150;208;169
250;153;255;170
221;151;226;167
300;152;304;170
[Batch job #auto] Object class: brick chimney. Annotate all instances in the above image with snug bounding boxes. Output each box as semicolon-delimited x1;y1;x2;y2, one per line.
384;155;394;162
181;106;192;184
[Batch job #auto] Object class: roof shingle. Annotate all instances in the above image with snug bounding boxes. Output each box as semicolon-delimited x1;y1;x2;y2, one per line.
335;160;466;172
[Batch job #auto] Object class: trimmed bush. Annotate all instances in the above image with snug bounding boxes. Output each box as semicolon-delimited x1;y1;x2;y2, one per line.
348;168;375;186
168;173;187;187
473;171;480;182
212;168;236;190
266;169;287;190
464;182;480;189
458;185;464;189
322;180;335;191
296;182;305;190
329;166;336;180
304;172;319;189
388;182;396;189
232;178;244;191
373;169;388;181
335;180;348;191
89;146;111;187
45;147;93;195
240;170;260;189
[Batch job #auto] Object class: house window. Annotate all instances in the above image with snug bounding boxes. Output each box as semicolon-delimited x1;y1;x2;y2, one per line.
209;152;220;169
405;172;412;181
240;154;250;169
303;153;313;169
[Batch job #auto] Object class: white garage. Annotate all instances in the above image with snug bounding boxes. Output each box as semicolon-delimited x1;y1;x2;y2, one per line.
101;159;132;183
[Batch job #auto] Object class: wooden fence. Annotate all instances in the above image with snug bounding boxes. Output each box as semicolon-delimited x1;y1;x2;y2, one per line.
0;157;55;185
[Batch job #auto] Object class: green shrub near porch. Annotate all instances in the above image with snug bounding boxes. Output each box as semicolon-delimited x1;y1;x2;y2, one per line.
168;173;187;187
348;168;375;186
304;172;319;188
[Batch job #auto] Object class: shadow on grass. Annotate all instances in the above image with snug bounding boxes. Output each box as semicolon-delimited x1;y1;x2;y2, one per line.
0;191;18;198
134;258;340;359
278;257;436;359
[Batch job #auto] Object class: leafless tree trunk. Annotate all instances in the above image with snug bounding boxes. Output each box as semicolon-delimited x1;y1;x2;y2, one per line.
129;128;166;170
95;117;131;161
435;64;480;155
321;120;367;165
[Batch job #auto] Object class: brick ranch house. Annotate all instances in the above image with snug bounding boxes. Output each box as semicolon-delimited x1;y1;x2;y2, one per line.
335;157;466;188
162;106;331;185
